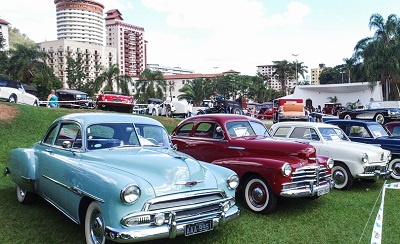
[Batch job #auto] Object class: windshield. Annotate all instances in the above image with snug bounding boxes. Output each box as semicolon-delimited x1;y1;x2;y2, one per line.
86;122;171;150
226;121;256;138
250;121;270;137
368;124;389;137
318;127;349;141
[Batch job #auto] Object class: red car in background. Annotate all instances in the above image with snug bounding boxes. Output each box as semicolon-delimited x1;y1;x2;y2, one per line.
256;102;274;120
96;91;135;113
171;114;334;214
322;103;345;116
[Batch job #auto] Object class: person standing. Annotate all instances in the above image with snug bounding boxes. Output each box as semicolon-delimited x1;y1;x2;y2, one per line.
316;105;323;122
47;89;58;108
187;101;193;117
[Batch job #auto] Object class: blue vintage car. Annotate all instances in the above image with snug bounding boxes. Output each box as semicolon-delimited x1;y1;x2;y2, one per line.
325;119;400;180
4;113;240;243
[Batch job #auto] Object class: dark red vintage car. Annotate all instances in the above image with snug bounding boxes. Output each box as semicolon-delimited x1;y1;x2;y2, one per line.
322;103;345;116
385;121;400;136
96;91;135;113
171;114;334;214
256;102;274;120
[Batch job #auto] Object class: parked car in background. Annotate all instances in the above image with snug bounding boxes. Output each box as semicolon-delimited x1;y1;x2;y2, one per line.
56;89;93;109
256;102;274;120
272;98;308;123
270;121;391;190
0;78;39;106
338;104;400;124
96;91;134;113
385;121;400;136
171;114;334;214
325;119;400;180
4;113;240;243
156;99;188;117
322;103;345;116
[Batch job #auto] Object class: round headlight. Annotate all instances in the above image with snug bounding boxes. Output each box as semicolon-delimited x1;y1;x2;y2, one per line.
282;163;292;177
154;213;166;226
121;184;141;204
362;153;369;164
327;158;334;169
227;174;239;189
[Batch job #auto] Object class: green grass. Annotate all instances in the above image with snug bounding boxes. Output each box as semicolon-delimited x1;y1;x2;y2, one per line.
1;103;399;244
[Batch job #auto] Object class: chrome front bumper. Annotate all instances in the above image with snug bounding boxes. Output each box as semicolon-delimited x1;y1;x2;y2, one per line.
105;206;240;243
280;180;335;198
357;169;391;180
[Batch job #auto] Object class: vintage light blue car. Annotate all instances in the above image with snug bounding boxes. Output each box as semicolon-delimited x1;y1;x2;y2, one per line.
4;113;240;243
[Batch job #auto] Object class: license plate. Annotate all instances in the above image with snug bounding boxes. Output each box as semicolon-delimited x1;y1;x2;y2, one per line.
317;185;330;196
185;220;213;236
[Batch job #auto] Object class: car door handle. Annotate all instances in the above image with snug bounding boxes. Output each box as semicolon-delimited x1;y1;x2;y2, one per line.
45;148;54;154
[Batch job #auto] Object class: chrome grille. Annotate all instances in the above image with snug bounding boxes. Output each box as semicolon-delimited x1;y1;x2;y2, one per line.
365;165;387;173
148;193;223;211
282;165;331;190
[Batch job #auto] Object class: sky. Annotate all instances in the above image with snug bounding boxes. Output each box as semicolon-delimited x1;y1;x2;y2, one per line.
1;0;400;77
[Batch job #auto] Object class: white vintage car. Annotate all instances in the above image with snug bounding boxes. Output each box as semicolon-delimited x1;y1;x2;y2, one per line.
0;79;39;106
155;99;188;117
270;121;391;190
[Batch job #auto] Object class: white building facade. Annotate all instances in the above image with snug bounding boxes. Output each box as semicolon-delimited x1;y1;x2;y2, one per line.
0;19;10;51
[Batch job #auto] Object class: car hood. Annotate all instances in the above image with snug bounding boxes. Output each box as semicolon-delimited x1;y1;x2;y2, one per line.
323;140;388;160
83;148;217;196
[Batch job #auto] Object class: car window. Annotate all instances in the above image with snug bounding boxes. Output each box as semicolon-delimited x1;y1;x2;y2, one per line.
349;126;371;138
0;80;7;87
43;124;59;145
135;123;171;147
392;126;400;136
318;127;347;141
289;127;320;141
226;121;255;138
55;123;82;148
87;123;140;149
368;124;389;138
194;122;214;138
175;122;194;136
250;121;270;137
273;127;291;138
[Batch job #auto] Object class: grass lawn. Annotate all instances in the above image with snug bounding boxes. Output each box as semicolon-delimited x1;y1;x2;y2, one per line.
0;103;399;244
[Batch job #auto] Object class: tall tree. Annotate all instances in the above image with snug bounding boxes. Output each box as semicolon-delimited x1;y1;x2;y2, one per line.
66;56;86;90
178;78;206;105
7;44;48;83
94;64;132;94
272;60;294;96
135;68;166;102
353;13;400;100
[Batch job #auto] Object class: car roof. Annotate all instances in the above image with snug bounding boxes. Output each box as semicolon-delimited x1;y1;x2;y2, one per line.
56;89;87;95
272;121;338;128
54;113;163;128
182;114;261;124
325;120;380;125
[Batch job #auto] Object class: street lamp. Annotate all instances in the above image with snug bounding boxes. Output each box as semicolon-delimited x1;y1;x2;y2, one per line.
292;54;299;83
213;66;218;73
340;71;344;83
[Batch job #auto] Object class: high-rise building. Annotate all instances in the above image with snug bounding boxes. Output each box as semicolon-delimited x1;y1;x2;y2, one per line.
311;63;326;85
256;64;298;91
54;0;105;45
0;19;10;51
105;9;146;77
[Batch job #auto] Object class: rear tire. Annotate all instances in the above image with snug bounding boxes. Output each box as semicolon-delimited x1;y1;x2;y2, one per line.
8;94;17;103
374;113;385;124
343;114;351;120
232;108;242;115
17;185;37;204
389;158;400;180
244;176;277;214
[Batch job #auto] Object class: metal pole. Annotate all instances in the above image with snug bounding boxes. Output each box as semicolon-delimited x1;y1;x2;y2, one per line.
292;54;299;83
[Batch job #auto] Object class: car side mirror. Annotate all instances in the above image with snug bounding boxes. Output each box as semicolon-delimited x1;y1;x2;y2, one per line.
62;141;72;149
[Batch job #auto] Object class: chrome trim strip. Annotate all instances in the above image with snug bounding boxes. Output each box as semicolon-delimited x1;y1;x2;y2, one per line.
227;146;245;150
42;175;105;203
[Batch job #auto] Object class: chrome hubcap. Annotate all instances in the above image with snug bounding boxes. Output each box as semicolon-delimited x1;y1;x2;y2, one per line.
393;162;400;176
90;212;104;244
333;170;346;185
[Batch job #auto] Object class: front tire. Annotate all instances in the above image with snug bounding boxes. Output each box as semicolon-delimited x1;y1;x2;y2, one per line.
232;108;242;115
374;113;385;124
244;176;277;214
17;185;37;204
332;163;353;190
389;158;400;179
85;201;105;244
166;107;172;117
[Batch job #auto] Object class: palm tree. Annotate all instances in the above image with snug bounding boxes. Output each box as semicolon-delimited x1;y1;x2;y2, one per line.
353;13;400;100
293;61;308;82
135;68;166;102
94;64;132;94
342;57;356;83
272;60;294;96
178;78;206;105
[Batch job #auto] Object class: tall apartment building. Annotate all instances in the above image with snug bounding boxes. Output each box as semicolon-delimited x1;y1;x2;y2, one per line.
310;63;326;85
54;0;105;45
256;64;298;91
105;9;146;77
0;19;10;51
38;0;122;89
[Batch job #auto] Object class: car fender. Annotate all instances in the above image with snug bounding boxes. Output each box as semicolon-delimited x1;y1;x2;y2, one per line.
211;157;290;196
7;148;38;191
